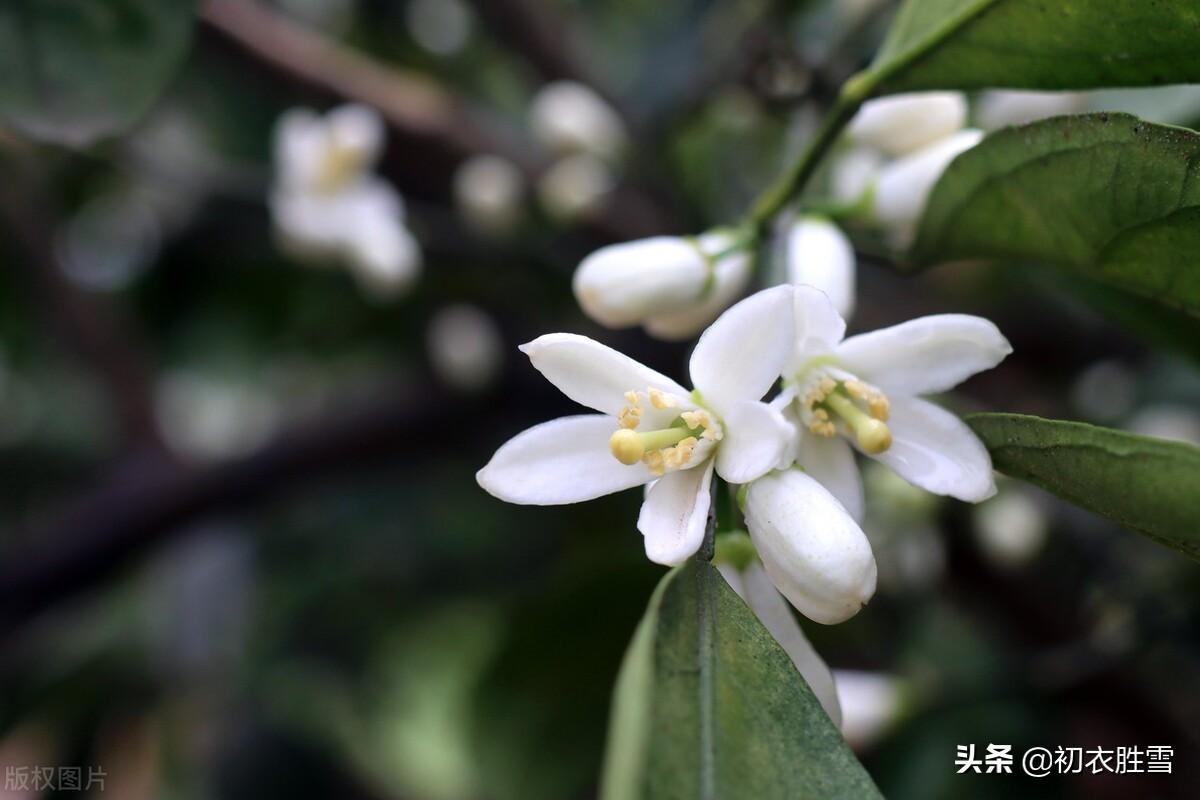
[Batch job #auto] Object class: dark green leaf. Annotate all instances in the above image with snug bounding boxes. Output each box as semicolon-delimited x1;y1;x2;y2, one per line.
868;0;1200;95
601;560;881;800
967;413;1200;559
0;0;195;146
912;113;1200;317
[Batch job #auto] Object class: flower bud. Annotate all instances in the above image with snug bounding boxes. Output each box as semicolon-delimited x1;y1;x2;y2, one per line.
872;128;984;247
744;469;877;625
427;304;504;391
641;232;752;340
454;154;524;236
573;236;711;328
976;90;1088;130
786;217;856;319
537;153;615;221
846;92;967;156
833;670;906;749
530;81;627;160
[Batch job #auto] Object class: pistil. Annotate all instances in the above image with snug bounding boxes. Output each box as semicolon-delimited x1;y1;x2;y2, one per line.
610;426;693;465
823;391;892;454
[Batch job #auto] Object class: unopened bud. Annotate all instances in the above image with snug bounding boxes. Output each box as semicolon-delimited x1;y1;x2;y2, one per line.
454;155;524;236
847;92;967;156
530;81;627;160
786;217;856;319
573;236;711;328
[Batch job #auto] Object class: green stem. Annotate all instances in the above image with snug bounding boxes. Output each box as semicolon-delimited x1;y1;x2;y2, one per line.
745;71;877;236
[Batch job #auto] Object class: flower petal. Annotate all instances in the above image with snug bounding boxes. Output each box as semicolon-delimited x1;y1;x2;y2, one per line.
836;314;1011;396
689;285;794;414
735;562;842;726
791;285;846;367
638;458;714;565
477;415;652;504
867;396;996;502
714;401;794;484
520;333;688;415
787;217;856;320
796;434;864;522
745;469;877;625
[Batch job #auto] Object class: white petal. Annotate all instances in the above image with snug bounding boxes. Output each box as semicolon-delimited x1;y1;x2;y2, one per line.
976;90;1088;131
738;562;842;726
714;401;793;484
689;285;795;414
796;434;864;522
572;236;709;328
273;108;325;189
791;285;846;367
520;333;688;416
744;469;877;625
327;104;385;168
787;218;856;319
836;314;1011;396
643;232;753;341
872;129;984;239
868;396;996;502
477;415;652;504
638;458;714;565
847;92;967;156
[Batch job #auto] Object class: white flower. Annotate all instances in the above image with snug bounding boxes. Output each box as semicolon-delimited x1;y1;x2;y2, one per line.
536;152;615;221
786;217;856;319
718;557;842;724
846;92;967;157
775;285;1010;519
973;483;1048;569
573;231;751;338
271;104;420;298
530;80;627;160
477;287;797;565
743;469;877;624
427;304;504;391
833;670;906;749
454;154;525;236
870;128;983;248
975;90;1088;130
405;0;472;56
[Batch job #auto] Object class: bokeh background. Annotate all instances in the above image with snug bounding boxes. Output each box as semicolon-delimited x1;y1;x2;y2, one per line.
1;1;1199;798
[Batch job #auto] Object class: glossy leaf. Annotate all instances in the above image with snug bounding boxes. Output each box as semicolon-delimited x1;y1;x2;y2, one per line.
601;560;881;800
868;0;1200;95
912;113;1200;317
0;0;195;146
968;413;1200;559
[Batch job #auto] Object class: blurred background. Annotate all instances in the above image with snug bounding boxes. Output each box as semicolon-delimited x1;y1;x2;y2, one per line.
1;0;1199;798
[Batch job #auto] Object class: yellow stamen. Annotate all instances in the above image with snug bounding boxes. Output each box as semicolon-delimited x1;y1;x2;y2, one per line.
648;388;677;409
823;391;892;454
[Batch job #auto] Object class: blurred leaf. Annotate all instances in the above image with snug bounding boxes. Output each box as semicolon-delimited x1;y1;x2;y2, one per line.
0;0;195;146
601;560;881;800
867;0;1200;95
912;113;1200;317
967;413;1200;559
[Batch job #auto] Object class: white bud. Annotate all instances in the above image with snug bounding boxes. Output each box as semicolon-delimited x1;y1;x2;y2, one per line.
405;0;472;56
833;670;905;749
454;154;525;236
573;236;711;328
786;217;856;319
744;469;877;625
973;485;1048;569
847;92;967;156
427;304;504;391
872;128;984;248
720;561;842;725
642;231;752;340
976;90;1088;130
536;153;615;221
530;80;627;160
1128;404;1200;446
830;146;885;207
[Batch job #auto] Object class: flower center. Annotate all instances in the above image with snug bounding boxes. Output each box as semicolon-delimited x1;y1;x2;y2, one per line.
802;374;892;455
609;388;721;475
313;136;369;193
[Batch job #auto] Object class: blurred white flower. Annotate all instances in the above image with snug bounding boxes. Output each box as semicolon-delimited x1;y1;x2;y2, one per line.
478;287;796;565
536;152;615;221
453;154;524;236
863;462;946;592
718;556;842;723
405;0;472;56
973;483;1049;569
833;670;906;749
530;81;627;160
427;304;504;391
271;104;421;299
786;217;856;319
830;145;885;208
572;231;751;339
155;371;281;462
847;92;968;156
1128;404;1200;446
871;128;984;248
1071;359;1136;422
57;189;162;291
976;90;1088;130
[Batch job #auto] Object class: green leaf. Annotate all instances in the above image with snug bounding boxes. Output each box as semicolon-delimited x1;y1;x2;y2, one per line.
967;413;1200;559
912;113;1200;318
0;0;196;147
601;560;881;800
868;0;1200;95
